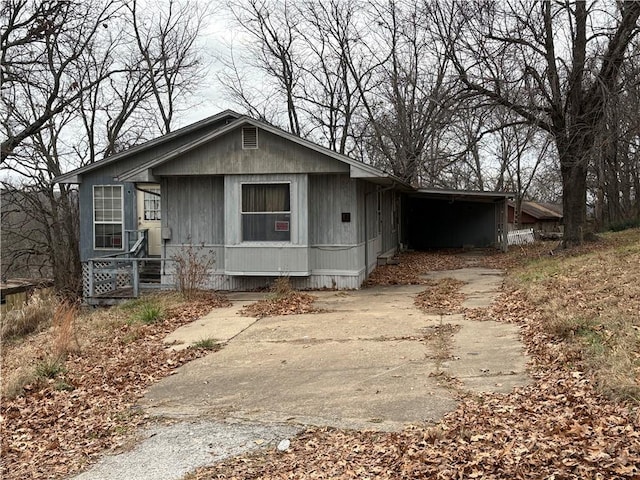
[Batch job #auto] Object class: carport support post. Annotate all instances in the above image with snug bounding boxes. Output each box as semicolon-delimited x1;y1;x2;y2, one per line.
501;198;509;252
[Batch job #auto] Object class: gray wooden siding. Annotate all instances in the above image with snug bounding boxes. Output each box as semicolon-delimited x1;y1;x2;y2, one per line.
77;119;232;182
162;270;366;291
356;180;385;273
381;190;399;254
309;245;364;273
224;245;309;275
163;176;224;245
76;120;230;261
308;174;358;245
153;128;350;176
78;173;136;261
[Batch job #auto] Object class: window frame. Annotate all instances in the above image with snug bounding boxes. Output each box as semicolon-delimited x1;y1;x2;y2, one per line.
240;181;292;243
143;186;161;221
93;185;124;251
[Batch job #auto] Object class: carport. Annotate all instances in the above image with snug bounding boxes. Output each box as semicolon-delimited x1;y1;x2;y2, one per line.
403;189;512;251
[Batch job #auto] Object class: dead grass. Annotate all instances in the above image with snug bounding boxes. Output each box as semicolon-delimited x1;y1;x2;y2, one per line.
512;228;640;401
52;301;80;359
1;291;230;480
0;292;58;341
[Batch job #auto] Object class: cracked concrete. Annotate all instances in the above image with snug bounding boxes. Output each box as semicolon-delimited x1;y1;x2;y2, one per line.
143;285;458;432
141;267;529;430
74;261;531;480
422;267;529;393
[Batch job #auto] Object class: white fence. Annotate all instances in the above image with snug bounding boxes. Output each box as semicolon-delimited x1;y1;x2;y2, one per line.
507;228;535;246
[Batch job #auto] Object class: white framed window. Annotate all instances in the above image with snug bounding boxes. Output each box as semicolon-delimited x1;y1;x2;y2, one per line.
143;187;161;221
93;185;123;249
241;183;290;242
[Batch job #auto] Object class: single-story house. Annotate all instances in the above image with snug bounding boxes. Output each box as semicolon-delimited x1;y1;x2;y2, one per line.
55;110;512;300
508;201;563;233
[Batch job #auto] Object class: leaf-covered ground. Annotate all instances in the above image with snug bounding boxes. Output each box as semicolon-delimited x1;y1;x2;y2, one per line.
2;232;639;480
0;293;230;480
414;278;466;314
240;291;322;318
187;231;640;479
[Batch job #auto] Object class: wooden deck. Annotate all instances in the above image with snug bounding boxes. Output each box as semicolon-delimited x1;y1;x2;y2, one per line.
86;283;164;306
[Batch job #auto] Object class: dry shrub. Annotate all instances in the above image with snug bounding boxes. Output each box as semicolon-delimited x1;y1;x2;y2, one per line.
271;276;294;298
1;292;57;341
52;301;80;358
172;242;216;300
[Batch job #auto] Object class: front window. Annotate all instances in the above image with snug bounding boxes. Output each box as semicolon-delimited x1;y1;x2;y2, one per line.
93;185;123;249
242;183;290;241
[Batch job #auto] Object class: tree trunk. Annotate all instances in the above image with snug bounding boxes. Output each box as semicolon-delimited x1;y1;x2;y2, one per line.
559;146;588;246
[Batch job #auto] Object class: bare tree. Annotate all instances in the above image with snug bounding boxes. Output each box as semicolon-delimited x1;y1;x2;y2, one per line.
294;0;365;155
591;39;640;229
223;0;461;185
350;0;460;186
436;0;640;246
1;0;211;297
0;0;122;162
128;0;209;134
225;0;302;135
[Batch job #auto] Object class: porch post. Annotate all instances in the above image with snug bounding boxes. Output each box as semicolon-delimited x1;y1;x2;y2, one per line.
132;260;139;298
88;260;95;297
502;198;509;252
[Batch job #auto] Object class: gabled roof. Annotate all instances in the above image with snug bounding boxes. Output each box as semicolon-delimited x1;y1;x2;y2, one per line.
55;110;411;189
115;115;411;188
510;201;563;220
54;110;241;183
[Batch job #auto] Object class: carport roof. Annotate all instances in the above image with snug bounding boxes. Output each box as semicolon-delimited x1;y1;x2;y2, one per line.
411;188;514;201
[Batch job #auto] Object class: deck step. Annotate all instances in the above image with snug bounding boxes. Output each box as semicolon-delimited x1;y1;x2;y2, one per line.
139;260;161;283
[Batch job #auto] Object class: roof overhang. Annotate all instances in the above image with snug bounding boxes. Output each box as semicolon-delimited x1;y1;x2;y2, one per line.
53;109;241;184
410;188;515;202
115;115;413;190
57;174;80;184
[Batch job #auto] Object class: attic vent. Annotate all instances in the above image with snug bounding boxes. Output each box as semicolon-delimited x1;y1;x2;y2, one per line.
242;127;258;149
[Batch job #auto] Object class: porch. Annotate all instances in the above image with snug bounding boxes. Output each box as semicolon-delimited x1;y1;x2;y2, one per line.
83;229;166;306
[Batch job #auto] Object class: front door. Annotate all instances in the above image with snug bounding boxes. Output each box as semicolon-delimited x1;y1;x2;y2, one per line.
137;184;162;256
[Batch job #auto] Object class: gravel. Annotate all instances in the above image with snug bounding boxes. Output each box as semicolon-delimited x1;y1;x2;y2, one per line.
71;420;300;480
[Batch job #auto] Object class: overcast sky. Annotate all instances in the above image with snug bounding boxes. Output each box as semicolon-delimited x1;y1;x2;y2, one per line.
178;9;243;127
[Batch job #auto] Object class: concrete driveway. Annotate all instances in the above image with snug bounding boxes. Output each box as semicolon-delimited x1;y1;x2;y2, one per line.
141;268;529;432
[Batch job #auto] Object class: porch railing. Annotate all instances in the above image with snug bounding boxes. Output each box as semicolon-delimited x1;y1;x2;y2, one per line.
83;229;164;302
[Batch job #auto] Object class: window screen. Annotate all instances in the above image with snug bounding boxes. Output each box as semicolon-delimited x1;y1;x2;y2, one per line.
242;183;290;241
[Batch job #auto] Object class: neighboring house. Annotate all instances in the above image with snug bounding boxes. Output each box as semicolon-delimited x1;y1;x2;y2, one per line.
508;201;563;233
55;110;512;299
